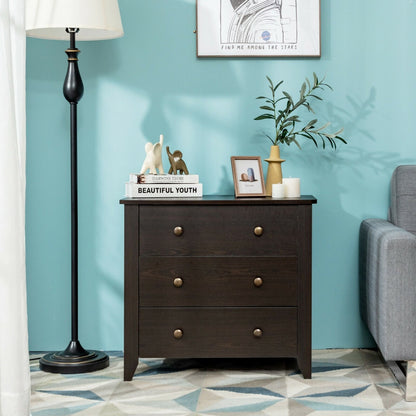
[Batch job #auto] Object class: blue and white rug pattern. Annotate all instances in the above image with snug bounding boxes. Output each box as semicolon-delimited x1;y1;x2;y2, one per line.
30;349;416;415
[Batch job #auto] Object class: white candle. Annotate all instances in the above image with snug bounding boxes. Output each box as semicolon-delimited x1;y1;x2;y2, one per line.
272;183;285;198
282;178;300;197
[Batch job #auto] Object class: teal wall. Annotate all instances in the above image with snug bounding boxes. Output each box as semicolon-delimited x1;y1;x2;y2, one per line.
26;0;416;351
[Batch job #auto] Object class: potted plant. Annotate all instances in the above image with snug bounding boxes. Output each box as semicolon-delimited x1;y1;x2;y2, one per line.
255;73;346;195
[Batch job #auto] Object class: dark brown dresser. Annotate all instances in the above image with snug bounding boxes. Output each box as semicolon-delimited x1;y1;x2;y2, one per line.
120;195;317;381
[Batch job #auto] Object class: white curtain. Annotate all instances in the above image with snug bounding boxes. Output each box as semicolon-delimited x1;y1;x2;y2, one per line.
0;0;30;414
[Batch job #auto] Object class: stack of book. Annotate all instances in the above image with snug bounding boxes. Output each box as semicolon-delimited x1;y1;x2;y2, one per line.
125;174;203;198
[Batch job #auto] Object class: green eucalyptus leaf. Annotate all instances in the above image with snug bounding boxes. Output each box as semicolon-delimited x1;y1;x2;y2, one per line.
300;133;318;147
292;97;306;109
285;115;300;123
304;119;318;130
275;113;285;126
302;102;315;113
260;106;275;111
323;131;341;139
300;82;306;99
293;137;302;149
310;94;323;101
283;91;294;103
282;122;295;129
321;82;333;90
305;77;311;92
336;136;347;144
332;128;344;136
274;80;284;91
254;114;275;120
314;122;330;132
265;134;275;144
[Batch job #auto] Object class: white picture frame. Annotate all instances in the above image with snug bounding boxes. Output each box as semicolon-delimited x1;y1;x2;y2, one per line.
196;0;321;58
231;156;266;197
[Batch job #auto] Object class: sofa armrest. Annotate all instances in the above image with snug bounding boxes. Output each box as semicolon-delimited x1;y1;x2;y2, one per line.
360;218;416;360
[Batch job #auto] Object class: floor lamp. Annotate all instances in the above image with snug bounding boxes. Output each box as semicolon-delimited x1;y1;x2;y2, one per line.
26;0;124;374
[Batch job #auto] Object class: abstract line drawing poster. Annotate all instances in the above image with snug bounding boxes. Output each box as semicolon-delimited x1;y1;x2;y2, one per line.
196;0;320;57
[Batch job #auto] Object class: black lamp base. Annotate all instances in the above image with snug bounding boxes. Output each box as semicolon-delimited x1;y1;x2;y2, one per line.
39;340;109;374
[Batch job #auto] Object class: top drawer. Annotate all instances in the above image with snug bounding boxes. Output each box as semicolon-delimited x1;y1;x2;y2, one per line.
139;205;300;256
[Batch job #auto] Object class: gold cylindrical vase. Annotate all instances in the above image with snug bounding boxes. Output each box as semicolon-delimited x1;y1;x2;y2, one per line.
264;145;285;196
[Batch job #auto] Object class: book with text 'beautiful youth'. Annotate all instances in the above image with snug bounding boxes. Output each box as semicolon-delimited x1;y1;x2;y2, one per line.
125;182;203;198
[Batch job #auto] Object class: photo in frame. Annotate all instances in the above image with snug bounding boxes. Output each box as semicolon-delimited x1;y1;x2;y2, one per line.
196;0;320;57
231;156;266;197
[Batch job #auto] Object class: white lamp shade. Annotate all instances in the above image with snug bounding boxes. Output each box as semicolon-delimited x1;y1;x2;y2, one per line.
26;0;124;41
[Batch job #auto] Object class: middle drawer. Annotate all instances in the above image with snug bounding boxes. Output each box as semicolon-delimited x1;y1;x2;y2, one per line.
139;256;298;307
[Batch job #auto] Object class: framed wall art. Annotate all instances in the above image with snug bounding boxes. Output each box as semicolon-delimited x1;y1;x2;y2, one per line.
231;156;266;197
196;0;320;58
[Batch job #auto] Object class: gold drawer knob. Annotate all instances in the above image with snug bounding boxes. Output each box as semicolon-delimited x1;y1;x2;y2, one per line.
173;329;183;339
173;277;183;288
253;277;263;287
253;328;263;338
254;226;263;236
173;226;184;236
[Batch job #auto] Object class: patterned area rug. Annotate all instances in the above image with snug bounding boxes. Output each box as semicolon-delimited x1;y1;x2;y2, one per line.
30;349;416;415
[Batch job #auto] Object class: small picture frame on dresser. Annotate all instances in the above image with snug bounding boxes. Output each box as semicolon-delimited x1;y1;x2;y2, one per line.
231;156;266;197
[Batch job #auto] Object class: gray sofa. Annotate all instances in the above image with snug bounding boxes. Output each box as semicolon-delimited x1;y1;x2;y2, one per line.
360;165;416;400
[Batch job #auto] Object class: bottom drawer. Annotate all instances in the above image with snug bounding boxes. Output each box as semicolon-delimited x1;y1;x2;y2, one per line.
139;307;297;358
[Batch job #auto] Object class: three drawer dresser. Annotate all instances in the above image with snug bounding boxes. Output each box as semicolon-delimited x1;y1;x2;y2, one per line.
120;195;317;381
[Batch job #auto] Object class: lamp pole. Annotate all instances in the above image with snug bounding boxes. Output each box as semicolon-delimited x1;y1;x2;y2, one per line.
66;28;84;356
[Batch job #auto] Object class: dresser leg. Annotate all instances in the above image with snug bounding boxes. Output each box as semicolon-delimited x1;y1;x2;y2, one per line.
297;205;312;380
124;354;138;381
123;204;140;382
297;355;312;379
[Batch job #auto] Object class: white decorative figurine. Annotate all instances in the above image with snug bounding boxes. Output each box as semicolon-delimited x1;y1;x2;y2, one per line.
139;134;164;174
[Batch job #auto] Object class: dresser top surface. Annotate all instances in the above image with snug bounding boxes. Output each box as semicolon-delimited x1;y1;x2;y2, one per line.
120;195;317;206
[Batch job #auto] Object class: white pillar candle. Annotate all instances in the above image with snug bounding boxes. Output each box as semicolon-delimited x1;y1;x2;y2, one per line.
272;183;285;198
282;178;300;197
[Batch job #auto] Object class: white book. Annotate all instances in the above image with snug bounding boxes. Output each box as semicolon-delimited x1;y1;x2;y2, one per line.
129;173;199;184
125;182;203;198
